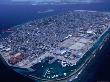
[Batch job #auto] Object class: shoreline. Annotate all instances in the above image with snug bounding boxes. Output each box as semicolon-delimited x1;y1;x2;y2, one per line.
0;10;110;82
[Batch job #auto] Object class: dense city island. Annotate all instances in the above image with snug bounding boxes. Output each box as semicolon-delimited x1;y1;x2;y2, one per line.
0;10;110;82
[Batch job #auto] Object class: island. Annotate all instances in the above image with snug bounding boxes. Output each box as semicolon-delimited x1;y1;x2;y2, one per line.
0;10;110;82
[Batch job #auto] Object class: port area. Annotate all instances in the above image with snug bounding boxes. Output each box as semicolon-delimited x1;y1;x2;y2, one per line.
15;27;110;82
0;10;110;81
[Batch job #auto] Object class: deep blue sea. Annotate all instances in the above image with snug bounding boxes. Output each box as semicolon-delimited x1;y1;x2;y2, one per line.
0;3;110;82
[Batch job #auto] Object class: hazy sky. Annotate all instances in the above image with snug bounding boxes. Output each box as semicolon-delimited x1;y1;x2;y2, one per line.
11;0;100;2
1;0;109;3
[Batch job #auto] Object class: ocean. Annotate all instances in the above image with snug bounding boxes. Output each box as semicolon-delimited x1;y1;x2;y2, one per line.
0;3;110;82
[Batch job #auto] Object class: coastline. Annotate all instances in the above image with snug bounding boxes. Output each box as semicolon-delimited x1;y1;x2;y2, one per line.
13;23;110;82
0;9;110;82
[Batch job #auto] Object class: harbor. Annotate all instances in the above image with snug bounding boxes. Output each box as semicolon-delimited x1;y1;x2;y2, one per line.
0;10;110;82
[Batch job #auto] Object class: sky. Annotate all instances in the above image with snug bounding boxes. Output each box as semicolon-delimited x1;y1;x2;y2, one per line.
12;0;99;2
1;0;110;4
0;0;101;2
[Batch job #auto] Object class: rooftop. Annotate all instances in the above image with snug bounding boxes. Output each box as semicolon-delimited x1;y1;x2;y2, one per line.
0;10;110;68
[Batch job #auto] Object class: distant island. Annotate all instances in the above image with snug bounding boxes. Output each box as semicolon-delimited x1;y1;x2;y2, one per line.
0;0;100;5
